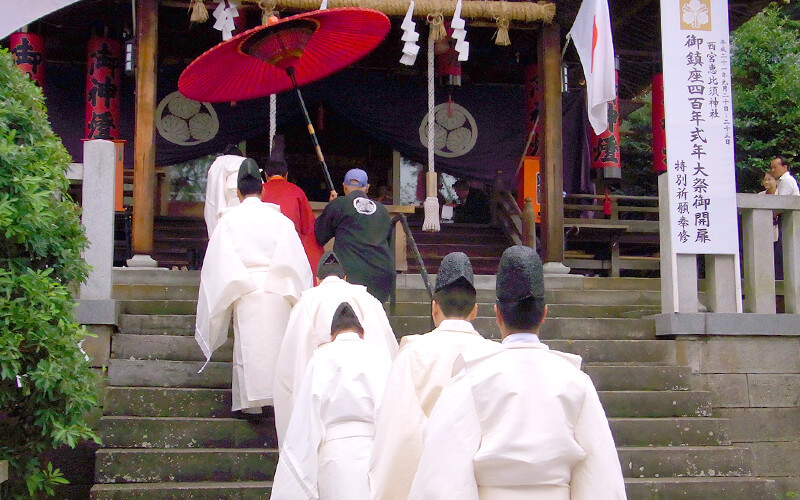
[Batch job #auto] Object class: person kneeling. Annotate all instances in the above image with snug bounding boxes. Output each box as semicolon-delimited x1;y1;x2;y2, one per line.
271;302;390;499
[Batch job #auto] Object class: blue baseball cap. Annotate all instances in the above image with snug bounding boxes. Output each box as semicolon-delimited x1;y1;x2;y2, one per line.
344;168;368;188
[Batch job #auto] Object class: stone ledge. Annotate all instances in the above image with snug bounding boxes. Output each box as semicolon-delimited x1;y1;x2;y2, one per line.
75;299;119;326
655;313;800;336
1;459;7;483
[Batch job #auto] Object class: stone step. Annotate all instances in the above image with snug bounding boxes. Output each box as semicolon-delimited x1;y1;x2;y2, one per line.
104;388;233;418
112;334;232;362
609;418;729;447
598;391;712;418
112;334;675;364
393;288;661;305
114;269;200;286
108;360;689;394
113;284;201;301
391;317;656;340
94;449;277;484
623;477;779;499
90;481;272;500
389;302;660;319
618;446;752;478
584;365;693;391
104;387;711;419
99;416;277;449
120;313;656;340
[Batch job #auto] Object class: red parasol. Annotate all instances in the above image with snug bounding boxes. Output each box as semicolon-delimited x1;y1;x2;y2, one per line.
179;8;390;191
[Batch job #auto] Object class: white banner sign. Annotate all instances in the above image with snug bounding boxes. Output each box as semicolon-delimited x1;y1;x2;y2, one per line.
660;0;739;254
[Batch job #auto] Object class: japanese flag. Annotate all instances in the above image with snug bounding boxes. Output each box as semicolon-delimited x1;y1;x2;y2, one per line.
567;0;616;135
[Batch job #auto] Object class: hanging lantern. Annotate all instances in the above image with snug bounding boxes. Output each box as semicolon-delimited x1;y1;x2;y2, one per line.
589;62;621;177
652;72;668;173
435;24;461;87
85;36;122;139
10;32;46;87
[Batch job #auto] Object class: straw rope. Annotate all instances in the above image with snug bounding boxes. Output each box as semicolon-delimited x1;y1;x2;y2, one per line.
422;29;440;232
189;0;209;22
239;0;556;23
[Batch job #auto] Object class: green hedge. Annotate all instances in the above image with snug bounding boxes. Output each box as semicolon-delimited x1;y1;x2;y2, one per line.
0;48;99;498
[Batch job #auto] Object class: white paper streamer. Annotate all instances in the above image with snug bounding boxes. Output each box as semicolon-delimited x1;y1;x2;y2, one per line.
451;0;469;61
400;2;419;66
319;0;328;9
213;0;240;41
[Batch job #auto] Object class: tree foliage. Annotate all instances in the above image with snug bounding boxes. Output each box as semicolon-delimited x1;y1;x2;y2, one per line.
0;48;99;498
731;5;800;192
620;96;658;197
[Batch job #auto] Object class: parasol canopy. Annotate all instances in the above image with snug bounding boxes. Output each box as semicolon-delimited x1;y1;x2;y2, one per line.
179;7;390;103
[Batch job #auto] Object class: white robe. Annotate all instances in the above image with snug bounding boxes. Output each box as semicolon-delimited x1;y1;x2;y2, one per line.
195;197;312;410
271;332;391;500
203;154;245;237
408;337;627;500
368;320;498;500
274;275;398;446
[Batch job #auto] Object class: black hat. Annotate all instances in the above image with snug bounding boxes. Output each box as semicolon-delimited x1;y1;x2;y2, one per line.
317;251;344;279
331;302;363;334
237;158;261;183
434;252;475;293
496;245;544;302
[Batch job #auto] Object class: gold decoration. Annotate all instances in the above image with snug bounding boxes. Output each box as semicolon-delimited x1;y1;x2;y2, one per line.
258;0;278;24
494;16;510;46
189;0;209;23
427;12;446;41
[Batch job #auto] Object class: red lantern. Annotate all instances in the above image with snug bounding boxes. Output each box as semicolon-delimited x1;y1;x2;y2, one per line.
10;32;46;87
652;72;668;173
589;68;621;174
85;36;122;139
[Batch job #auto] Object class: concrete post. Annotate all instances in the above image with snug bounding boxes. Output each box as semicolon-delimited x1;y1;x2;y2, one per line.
659;174;699;313
522;197;537;250
705;253;743;313
741;208;776;313
78;140;118;325
782;210;800;313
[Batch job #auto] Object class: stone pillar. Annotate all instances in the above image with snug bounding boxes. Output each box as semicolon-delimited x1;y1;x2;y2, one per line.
705;253;742;313
782;210;800;313
659;173;699;313
741;208;776;314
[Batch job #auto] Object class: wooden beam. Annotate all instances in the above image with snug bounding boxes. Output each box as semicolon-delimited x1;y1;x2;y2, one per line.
539;23;564;263
132;0;158;255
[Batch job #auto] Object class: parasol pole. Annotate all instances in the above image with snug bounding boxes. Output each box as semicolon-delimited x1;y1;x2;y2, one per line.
285;66;336;193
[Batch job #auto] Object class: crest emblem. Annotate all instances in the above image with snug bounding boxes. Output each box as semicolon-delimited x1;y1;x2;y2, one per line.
353;197;377;215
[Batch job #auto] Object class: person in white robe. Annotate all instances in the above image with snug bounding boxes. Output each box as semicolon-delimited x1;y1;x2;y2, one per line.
271;302;391;500
274;251;398;446
369;252;498;500
195;159;312;415
409;245;626;500
203;150;246;237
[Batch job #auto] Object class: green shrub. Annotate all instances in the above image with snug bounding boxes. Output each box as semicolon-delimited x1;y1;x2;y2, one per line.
0;48;99;498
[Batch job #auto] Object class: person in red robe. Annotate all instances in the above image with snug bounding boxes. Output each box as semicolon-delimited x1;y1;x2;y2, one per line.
261;159;324;279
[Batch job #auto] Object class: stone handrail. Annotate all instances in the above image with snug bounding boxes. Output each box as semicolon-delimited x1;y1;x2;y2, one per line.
737;193;800;314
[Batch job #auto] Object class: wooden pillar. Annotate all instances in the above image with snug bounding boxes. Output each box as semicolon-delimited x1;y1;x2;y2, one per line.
539;23;564;264
131;0;158;258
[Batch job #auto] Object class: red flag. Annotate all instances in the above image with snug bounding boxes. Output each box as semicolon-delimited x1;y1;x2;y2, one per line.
567;0;616;135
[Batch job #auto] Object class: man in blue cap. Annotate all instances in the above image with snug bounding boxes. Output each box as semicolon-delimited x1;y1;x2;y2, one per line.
315;168;394;302
409;245;626;499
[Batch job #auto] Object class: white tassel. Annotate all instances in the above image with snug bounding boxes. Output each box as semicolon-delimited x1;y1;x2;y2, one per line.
422;196;441;232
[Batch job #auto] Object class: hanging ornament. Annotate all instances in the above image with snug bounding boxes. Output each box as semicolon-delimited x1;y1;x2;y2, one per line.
319;0;328;9
258;0;278;25
652;72;668;173
427;12;446;41
213;0;240;41
493;16;511;46
450;0;469;61
435;23;461;87
190;0;209;23
400;1;420;66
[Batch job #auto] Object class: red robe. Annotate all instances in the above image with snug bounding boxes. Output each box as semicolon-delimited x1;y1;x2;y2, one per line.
261;177;324;280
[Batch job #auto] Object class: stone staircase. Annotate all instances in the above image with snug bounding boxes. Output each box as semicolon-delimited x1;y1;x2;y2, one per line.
90;269;781;499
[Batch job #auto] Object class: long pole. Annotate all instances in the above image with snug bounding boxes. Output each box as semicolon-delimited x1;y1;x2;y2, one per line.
286;66;335;193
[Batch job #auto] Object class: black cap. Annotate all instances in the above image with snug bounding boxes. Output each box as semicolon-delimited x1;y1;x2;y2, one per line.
317;251;344;279
434;252;475;293
237;158;261;184
496;245;544;302
331;302;363;334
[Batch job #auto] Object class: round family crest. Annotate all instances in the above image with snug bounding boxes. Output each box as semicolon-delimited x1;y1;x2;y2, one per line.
419;102;478;158
353;197;377;215
156;91;219;146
